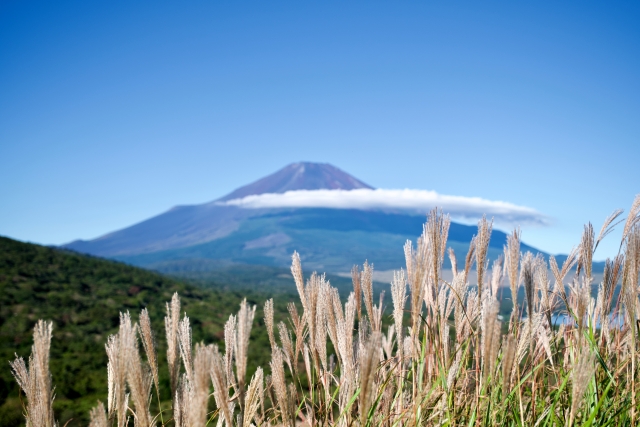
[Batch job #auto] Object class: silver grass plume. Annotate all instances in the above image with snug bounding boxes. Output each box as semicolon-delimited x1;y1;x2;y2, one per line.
291;251;307;311
549;247;579;307
490;255;504;299
579;223;595;281
105;331;127;427
504;228;521;319
596;208;624;252
569;347;596;426
482;299;501;386
121;312;153;427
138;309;159;396
464;236;477;281
210;345;233;427
424;208;450;299
475;215;493;300
165;293;181;397
243;367;264;427
621;194;640;245
188;343;213;427
352;264;363;321
449;247;458;280
359;332;381;425
391;270;407;363
10;320;56;427
521;252;535;329
361;261;377;331
264;299;276;352
224;314;237;390
501;334;516;392
270;348;292;427
236;299;257;426
89;401;108;427
278;322;295;375
178;315;193;386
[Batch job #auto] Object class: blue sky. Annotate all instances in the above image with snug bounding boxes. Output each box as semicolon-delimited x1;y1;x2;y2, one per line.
1;1;638;260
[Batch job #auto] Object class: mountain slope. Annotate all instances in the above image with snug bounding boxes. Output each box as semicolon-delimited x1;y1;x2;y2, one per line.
116;208;543;273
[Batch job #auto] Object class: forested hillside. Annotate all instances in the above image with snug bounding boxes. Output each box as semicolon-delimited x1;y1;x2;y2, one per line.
0;237;289;426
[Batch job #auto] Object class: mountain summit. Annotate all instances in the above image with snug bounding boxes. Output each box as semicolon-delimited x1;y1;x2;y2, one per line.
219;162;373;201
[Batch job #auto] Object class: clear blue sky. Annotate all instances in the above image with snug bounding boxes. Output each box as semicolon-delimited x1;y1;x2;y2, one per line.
1;1;638;260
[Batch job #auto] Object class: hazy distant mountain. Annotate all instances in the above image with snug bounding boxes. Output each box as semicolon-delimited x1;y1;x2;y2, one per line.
64;162;565;273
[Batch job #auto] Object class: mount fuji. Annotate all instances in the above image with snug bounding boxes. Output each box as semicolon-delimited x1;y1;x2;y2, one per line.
63;162;545;273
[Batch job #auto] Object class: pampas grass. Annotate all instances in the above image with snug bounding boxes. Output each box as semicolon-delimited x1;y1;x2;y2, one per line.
10;196;640;426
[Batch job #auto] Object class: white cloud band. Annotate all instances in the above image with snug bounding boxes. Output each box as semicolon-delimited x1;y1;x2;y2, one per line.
218;188;547;225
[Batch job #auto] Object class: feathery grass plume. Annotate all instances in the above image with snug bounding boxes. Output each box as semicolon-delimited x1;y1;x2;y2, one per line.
549;246;579;306
475;215;493;299
120;312;153;427
352;264;362;321
336;294;357;416
105;333;127;426
224;314;237;391
391;270;407;363
424;208;450;291
361;261;377;331
210;345;233;427
621;194;640;245
270;348;292;427
622;224;640;421
278;321;295;375
10;320;56;427
596;208;624;251
359;332;381;425
264;298;276;351
188;343;213;427
173;376;188;427
501;334;516;392
521;252;535;344
165;292;181;397
449;247;458;279
464;235;477;280
404;238;428;351
504;228;521;319
287;302;306;365
579;223;595;281
490;255;504;299
178;315;194;386
243;367;264;427
569;347;596;426
89;401;108;427
139;308;159;396
481;300;501;386
291;251;307;310
236;299;257;426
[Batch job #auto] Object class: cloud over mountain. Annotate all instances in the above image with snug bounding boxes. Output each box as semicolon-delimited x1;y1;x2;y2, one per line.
218;188;547;225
